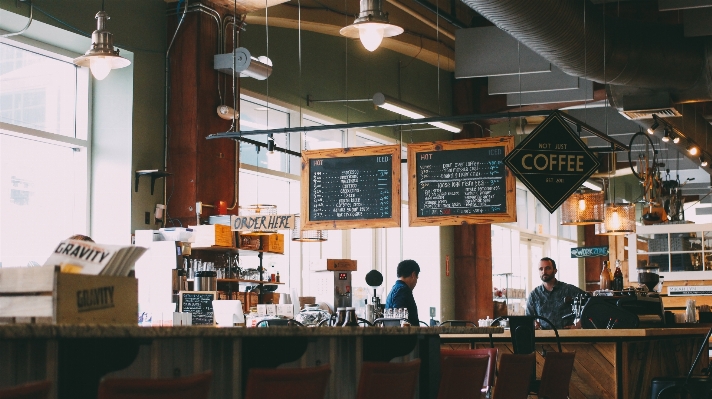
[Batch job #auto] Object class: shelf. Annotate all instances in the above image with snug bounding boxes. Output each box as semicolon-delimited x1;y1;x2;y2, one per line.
217;278;284;285
189;246;282;255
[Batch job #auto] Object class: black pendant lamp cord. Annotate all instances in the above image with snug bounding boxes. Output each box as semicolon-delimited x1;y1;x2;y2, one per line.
101;0;105;11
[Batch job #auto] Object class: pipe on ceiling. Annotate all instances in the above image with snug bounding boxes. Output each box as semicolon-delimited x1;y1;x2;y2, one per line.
460;0;711;101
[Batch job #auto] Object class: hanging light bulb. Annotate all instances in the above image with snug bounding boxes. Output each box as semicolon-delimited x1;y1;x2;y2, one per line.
73;11;130;80
673;135;681;144
561;189;604;225
688;145;699;156
597;203;636;235
662;128;670;142
701;156;708;167
647;120;659;134
291;215;328;242
340;0;403;52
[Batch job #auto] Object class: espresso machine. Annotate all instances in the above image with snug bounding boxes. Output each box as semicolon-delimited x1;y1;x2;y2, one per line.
316;259;356;310
563;259;665;329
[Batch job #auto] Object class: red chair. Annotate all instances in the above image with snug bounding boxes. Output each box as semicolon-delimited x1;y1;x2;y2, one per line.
0;381;51;399
244;364;331;399
440;348;498;391
491;353;536;399
356;359;421;399
536;352;576;399
97;371;212;399
437;355;489;399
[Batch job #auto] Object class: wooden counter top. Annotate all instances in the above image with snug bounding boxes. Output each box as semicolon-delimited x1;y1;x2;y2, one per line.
0;324;503;339
442;327;710;339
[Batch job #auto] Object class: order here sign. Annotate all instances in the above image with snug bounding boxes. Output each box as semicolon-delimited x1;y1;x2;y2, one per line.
230;214;297;231
504;111;600;213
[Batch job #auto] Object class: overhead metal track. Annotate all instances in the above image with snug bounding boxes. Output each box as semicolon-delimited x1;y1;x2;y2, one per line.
206;110;552;139
209;109;628;152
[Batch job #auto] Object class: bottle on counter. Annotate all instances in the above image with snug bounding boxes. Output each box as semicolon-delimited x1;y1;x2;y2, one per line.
600;260;612;290
612;260;624;291
276;272;280;283
343;307;359;327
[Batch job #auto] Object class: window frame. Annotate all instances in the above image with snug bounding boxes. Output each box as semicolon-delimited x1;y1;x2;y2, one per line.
0;34;92;237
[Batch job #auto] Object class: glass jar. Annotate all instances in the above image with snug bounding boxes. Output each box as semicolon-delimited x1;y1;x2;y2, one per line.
295;304;330;327
335;307;347;326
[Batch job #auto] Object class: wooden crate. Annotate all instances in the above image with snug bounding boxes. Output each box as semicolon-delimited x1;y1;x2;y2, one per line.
238;233;284;254
191;224;234;247
0;266;137;324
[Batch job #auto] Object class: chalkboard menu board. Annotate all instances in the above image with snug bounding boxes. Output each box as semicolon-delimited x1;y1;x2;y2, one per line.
408;137;516;226
179;291;216;325
301;145;401;230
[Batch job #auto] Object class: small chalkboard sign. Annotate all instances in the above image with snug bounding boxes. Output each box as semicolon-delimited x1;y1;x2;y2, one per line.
408;137;516;226
179;291;216;325
301;145;401;230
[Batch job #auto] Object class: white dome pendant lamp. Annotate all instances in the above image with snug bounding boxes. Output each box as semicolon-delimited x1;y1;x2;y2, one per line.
73;10;130;80
340;0;403;52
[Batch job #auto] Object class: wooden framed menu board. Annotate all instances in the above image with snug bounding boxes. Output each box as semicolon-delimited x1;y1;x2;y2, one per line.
408;137;516;226
301;145;401;230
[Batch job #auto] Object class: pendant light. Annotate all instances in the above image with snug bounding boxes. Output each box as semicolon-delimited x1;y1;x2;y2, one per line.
561;189;604;225
239;204;278;233
596;203;636;235
340;0;403;52
73;10;130;80
291;215;328;242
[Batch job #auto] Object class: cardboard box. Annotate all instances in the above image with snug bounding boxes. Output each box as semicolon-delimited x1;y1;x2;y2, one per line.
260;233;284;254
262;293;280;304
238;233;284;254
0;266;138;325
191;224;234;247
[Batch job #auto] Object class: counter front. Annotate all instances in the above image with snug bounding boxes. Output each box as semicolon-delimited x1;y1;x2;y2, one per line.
441;327;711;399
0;325;501;399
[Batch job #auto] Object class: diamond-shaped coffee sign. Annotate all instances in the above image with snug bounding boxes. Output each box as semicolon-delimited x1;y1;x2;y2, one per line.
504;111;600;213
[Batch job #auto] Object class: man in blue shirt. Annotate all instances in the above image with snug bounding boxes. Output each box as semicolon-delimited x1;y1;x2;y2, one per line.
526;257;585;330
385;259;420;325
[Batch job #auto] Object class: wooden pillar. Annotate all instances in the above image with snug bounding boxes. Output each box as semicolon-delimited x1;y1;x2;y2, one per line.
454;224;493;321
452;77;494;321
583;224;608;291
166;3;237;227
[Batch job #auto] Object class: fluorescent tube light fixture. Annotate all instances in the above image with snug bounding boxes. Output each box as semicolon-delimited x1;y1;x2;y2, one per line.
73;11;130;80
340;0;403;52
372;93;462;133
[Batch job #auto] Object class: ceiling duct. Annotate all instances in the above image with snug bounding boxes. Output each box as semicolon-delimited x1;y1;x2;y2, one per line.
460;0;712;102
619;107;682;121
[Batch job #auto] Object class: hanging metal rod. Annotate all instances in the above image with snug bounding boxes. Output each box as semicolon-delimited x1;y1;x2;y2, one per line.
306;95;373;106
206;110;552;139
556;111;629;152
236;136;301;157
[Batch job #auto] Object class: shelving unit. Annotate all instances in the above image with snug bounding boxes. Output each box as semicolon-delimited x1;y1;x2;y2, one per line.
493;272;526;316
189;237;285;304
632;223;712;282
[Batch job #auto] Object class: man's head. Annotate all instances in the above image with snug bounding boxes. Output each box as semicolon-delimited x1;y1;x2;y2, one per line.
397;259;420;290
539;257;557;283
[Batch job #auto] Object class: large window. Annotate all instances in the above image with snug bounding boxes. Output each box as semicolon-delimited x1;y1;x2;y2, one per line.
0;40;89;267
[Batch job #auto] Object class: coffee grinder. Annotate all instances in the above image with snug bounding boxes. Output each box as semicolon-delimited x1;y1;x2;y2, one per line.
365;270;384;322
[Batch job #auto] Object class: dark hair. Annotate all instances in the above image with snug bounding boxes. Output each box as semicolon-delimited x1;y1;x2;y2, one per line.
540;257;556;270
397;259;420;278
69;234;94;243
